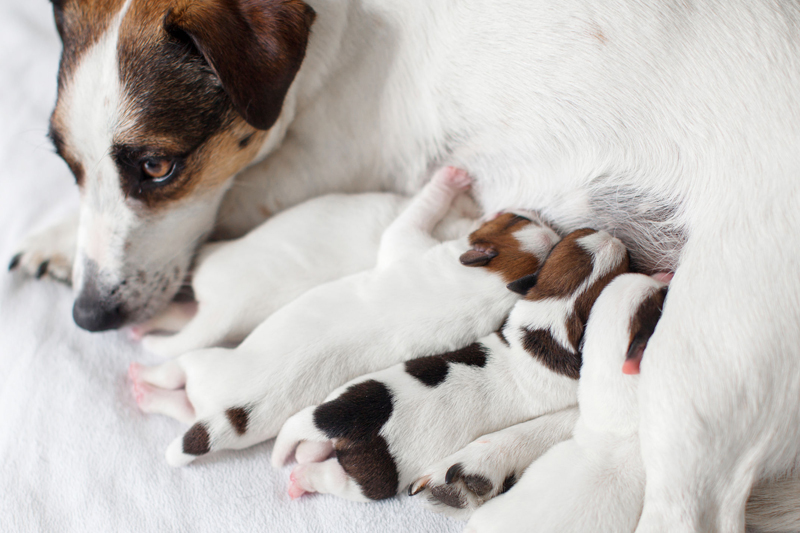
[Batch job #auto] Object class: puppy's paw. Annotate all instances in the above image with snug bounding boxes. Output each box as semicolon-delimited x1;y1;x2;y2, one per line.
9;212;78;283
433;166;472;191
409;438;521;517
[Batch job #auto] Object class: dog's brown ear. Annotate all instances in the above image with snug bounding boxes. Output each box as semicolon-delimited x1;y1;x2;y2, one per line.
165;0;316;130
460;247;498;267
624;286;668;374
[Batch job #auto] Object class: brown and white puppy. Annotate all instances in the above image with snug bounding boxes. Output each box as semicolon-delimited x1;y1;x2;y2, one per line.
271;229;629;503
129;168;560;467
18;0;315;330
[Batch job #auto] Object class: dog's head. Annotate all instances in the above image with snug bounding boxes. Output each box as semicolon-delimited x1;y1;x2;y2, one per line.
47;0;315;330
459;212;560;283
506;228;630;379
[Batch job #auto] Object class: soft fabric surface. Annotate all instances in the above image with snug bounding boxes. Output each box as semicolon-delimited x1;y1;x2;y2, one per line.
0;2;462;531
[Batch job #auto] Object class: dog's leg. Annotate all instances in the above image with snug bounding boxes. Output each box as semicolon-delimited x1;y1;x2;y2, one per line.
634;230;800;533
376;166;471;268
8;210;78;283
411;408;579;516
295;441;335;464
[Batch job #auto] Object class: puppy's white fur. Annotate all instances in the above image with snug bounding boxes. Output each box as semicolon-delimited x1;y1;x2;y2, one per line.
272;230;627;502
466;273;661;533
131;167;560;467
133;193;410;357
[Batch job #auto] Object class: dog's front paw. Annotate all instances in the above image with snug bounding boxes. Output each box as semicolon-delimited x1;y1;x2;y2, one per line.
9;211;78;284
409;438;521;517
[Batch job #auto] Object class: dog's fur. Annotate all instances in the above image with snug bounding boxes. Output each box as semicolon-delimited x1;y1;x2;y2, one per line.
130;167;560;467
271;229;629;502
11;0;800;529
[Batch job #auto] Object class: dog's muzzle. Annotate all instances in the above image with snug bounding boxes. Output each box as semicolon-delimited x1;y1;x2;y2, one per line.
72;262;127;332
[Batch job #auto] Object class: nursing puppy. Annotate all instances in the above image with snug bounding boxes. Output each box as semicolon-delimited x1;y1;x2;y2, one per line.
129;192;406;356
272;228;629;502
130;167;560;466
466;275;800;533
465;273;665;533
130;191;477;358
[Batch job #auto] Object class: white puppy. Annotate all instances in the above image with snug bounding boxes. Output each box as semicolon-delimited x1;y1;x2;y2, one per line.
129;167;560;467
465;273;665;533
272;229;629;503
130;192;409;357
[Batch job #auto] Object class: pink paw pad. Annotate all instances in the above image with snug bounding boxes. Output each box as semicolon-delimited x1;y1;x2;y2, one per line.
440;166;472;190
288;469;310;500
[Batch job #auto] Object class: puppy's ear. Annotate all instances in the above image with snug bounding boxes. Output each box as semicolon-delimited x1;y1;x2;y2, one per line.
165;0;316;130
506;273;538;295
623;286;667;375
460;247;498;267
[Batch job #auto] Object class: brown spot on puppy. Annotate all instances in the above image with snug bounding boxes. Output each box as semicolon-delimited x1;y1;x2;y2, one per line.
182;422;210;455
523;328;583;379
225;406;250;436
335;437;399;500
461;214;549;283
405;343;488;387
627;286;668;363
313;380;399;500
525;228;596;301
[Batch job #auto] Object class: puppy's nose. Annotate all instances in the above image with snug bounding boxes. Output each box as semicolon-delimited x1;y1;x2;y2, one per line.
72;283;126;332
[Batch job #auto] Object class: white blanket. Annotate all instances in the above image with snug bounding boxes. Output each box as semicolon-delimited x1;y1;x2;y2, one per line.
0;1;462;531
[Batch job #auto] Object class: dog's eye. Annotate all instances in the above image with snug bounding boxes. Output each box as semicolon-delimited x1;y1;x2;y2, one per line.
141;158;176;182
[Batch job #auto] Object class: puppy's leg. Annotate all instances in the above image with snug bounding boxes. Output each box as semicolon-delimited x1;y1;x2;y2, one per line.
129;361;194;423
140;308;236;358
8;210;78;283
130;301;198;340
288;459;371;502
412;408;579;516
376;166;471;267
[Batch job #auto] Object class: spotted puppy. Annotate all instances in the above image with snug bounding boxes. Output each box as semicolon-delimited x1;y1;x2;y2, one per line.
130;191;477;358
130;166;560;466
272;228;630;503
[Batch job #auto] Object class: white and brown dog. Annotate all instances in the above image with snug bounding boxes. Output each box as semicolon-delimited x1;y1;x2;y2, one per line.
130;167;560;467
10;0;800;529
271;228;629;502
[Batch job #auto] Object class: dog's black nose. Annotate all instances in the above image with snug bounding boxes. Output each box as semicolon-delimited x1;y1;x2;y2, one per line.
72;286;126;332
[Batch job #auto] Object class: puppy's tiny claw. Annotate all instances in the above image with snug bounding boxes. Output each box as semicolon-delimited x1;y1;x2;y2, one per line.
408;476;430;496
445;463;463;485
35;260;50;279
8;253;21;271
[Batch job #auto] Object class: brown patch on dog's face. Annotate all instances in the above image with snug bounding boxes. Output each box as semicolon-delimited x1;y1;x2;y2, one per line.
461;214;552;283
524;228;596;301
627;285;668;362
50;0;314;210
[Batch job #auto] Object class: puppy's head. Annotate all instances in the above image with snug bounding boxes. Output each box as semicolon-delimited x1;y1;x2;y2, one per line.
48;0;315;330
459;212;560;283
578;273;667;430
508;228;630;379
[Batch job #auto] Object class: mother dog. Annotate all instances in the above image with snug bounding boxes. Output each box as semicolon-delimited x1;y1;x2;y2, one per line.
11;0;800;531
